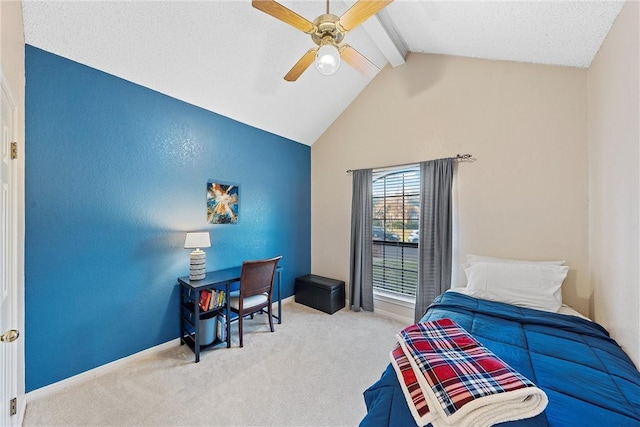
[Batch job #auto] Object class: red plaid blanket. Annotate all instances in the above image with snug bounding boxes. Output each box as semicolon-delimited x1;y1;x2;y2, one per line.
390;318;547;427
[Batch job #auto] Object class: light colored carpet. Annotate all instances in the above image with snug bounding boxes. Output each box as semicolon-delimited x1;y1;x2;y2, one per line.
23;301;409;426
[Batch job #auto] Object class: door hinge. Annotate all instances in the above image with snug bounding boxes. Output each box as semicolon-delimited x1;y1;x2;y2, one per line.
10;142;18;160
9;398;16;416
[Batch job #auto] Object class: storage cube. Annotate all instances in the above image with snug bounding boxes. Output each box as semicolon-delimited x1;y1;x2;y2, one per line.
295;274;345;314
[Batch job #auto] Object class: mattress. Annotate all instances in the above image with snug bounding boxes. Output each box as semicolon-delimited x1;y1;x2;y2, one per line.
361;291;640;426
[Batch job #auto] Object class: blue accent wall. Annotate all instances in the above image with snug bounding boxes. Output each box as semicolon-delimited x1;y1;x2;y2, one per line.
25;45;311;391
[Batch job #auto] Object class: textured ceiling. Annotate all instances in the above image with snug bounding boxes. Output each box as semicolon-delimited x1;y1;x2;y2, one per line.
22;0;625;146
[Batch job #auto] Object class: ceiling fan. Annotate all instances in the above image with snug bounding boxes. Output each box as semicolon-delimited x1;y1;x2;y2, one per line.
252;0;393;81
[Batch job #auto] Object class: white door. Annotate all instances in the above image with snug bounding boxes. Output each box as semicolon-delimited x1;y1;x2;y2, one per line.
0;73;19;427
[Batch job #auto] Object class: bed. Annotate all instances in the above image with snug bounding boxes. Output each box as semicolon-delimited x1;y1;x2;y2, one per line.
360;259;640;427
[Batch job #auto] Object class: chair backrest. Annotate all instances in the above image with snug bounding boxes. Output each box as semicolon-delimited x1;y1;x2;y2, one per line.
240;256;282;299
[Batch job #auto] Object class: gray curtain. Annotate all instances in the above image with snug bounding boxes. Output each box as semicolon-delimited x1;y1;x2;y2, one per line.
349;169;373;312
415;158;455;322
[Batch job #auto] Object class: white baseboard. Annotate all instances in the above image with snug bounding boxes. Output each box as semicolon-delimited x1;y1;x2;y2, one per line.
372;293;414;324
373;306;413;324
27;296;295;403
279;295;295;305
26;338;180;402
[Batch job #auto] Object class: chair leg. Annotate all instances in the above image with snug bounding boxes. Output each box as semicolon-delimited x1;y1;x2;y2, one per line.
268;303;274;333
239;314;243;348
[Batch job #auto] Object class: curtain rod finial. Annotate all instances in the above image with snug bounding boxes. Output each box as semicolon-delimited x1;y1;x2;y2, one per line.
455;153;476;162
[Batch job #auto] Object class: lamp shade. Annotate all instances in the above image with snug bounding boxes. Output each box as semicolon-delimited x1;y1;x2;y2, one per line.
184;232;211;249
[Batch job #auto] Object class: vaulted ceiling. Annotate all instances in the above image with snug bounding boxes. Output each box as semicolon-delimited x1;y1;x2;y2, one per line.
22;0;625;145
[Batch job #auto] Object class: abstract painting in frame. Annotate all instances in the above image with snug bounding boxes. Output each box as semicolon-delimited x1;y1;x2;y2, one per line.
207;181;239;224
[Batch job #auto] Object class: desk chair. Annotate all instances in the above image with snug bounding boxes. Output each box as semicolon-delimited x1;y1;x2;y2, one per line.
229;256;282;347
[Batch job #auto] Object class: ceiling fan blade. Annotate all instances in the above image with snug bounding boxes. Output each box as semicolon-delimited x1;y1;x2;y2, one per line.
339;44;379;79
252;0;316;34
337;0;393;32
284;49;318;82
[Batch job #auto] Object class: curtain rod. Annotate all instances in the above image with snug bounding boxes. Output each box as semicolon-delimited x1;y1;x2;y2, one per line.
346;153;475;174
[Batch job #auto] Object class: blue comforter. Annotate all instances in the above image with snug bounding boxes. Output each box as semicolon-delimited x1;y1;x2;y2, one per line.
361;291;640;426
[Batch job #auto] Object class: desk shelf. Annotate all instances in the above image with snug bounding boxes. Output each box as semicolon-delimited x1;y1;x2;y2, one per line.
180;308;239;354
180;331;227;353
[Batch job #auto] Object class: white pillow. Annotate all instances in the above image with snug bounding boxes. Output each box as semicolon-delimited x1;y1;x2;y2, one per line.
466;254;565;266
463;262;569;312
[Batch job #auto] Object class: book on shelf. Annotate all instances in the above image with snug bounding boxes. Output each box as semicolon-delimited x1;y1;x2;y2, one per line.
216;313;226;341
198;289;226;311
198;290;211;311
208;290;218;310
208;290;216;310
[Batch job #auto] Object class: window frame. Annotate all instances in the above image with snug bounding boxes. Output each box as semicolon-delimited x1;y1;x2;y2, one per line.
371;165;420;300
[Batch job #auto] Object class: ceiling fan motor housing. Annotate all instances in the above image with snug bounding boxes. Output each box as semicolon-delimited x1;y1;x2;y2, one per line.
311;14;344;45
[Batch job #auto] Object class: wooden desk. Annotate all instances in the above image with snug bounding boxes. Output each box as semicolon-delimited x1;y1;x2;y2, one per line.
178;266;283;362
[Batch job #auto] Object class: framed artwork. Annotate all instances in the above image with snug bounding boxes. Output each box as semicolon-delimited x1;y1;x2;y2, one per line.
207;181;239;224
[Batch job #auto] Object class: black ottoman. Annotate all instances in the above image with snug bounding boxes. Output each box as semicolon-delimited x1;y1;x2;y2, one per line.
295;274;345;315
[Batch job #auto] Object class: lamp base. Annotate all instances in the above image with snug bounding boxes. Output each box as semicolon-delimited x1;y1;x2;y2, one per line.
189;249;206;280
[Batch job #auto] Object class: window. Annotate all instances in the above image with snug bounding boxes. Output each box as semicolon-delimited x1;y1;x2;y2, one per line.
372;166;419;298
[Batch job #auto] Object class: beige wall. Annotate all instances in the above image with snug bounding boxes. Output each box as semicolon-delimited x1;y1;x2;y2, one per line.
588;0;639;366
312;53;589;319
1;1;24;92
1;0;26;413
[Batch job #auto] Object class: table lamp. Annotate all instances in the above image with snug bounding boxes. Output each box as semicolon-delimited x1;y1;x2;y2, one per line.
184;232;211;280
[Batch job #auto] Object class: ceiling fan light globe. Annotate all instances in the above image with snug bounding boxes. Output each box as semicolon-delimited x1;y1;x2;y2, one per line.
315;44;341;76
